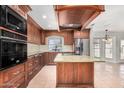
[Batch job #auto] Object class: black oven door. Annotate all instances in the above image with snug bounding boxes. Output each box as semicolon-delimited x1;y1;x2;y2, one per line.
0;39;27;69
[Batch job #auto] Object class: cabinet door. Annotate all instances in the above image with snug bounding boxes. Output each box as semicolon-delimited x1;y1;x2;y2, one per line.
57;63;74;84
74;31;81;38
74;30;90;39
2;64;25;83
74;63;94;84
27;16;42;44
41;31;45;44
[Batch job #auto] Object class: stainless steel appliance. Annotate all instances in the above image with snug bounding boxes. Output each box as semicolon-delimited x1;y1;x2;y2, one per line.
74;38;90;55
0;5;27;35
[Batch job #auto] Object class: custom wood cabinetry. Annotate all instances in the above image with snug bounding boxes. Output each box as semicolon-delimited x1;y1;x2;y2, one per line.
9;5;31;19
56;62;94;88
74;29;90;39
64;31;74;45
41;30;45;44
25;53;45;84
45;30;74;45
44;52;58;65
27;15;43;44
0;63;26;88
0;53;45;88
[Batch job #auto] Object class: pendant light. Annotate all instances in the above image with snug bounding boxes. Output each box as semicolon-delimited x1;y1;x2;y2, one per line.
102;29;112;43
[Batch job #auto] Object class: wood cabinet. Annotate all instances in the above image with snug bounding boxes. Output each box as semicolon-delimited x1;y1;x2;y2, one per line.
64;31;74;45
25;53;44;84
44;52;58;65
56;62;94;88
27;15;43;44
0;53;45;88
0;63;26;88
41;30;45;44
9;5;31;19
74;29;90;39
45;30;74;45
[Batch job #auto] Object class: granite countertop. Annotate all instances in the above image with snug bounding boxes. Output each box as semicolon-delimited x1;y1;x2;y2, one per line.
54;53;105;63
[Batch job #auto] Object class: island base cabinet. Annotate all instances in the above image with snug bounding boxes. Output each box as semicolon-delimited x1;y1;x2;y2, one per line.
56;62;94;88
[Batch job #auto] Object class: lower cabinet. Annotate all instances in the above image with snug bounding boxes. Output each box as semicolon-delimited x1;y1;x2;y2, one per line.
25;53;45;86
0;53;45;88
0;63;26;88
44;52;58;65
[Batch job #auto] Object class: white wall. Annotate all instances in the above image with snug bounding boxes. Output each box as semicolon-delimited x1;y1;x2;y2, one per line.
90;31;124;63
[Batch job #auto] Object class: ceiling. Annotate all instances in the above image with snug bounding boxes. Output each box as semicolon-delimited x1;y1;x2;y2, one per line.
29;5;58;30
87;5;124;32
29;5;124;32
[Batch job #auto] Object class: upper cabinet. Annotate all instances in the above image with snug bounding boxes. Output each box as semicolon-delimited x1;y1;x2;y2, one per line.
40;30;45;45
55;5;104;31
27;15;43;44
74;29;90;39
45;30;74;45
9;5;32;19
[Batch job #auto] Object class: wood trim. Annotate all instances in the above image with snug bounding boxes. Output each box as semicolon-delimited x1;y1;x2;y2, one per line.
81;11;100;30
18;5;32;13
27;15;43;30
0;26;27;37
55;5;105;12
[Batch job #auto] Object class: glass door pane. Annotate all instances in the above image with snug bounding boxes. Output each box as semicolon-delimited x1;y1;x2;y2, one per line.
94;39;100;57
105;40;112;58
121;40;124;59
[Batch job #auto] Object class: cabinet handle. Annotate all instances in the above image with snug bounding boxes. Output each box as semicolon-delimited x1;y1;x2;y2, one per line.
13;71;20;75
29;63;33;66
35;60;38;63
16;84;20;87
13;83;20;88
29;72;33;75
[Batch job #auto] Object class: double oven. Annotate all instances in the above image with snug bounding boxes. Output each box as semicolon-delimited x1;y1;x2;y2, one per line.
0;5;27;70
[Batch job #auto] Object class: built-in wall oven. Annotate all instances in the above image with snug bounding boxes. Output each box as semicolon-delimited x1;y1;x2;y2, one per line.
0;5;27;70
0;38;27;70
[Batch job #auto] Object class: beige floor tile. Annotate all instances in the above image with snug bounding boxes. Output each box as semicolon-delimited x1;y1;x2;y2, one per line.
27;62;124;88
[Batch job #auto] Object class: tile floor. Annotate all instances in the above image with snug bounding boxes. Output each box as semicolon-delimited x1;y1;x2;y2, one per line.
27;62;124;88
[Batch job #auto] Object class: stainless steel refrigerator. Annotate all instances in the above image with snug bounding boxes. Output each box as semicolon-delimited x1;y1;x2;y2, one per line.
74;38;90;55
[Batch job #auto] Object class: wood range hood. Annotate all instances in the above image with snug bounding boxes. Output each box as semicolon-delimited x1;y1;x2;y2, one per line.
55;5;105;31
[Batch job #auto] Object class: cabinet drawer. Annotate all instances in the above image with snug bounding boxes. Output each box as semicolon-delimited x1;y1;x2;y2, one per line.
2;64;25;83
2;73;25;88
12;75;25;88
27;70;34;82
27;61;34;71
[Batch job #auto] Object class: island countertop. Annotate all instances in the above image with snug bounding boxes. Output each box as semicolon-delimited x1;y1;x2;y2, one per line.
54;53;104;63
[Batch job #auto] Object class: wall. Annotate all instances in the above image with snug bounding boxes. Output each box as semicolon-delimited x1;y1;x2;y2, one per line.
28;43;73;56
90;30;124;63
27;30;74;56
27;43;41;56
39;30;74;53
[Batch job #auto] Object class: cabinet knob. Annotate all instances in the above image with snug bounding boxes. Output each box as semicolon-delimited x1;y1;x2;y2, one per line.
13;71;20;75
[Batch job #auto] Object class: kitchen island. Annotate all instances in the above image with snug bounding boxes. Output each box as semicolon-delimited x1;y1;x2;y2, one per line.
54;53;101;88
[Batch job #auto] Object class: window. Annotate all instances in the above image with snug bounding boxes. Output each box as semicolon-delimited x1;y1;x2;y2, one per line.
48;37;62;52
94;39;100;57
120;40;124;59
105;40;112;58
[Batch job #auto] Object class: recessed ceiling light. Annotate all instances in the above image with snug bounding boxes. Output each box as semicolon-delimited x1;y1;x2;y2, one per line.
42;15;47;19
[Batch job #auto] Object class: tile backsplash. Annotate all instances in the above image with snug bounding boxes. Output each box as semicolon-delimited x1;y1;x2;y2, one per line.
28;43;73;56
27;43;40;56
